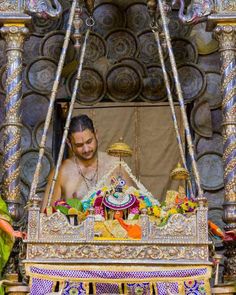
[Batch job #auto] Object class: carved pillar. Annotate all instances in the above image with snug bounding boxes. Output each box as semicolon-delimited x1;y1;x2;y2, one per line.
0;25;29;221
213;24;236;282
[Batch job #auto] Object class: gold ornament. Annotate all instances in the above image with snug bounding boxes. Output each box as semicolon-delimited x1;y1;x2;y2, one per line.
106;138;132;158
170;162;189;180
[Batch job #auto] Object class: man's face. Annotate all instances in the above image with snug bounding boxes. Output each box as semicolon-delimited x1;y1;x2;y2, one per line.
69;129;98;161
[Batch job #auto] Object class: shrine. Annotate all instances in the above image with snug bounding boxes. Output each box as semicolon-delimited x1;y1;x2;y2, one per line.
0;0;235;295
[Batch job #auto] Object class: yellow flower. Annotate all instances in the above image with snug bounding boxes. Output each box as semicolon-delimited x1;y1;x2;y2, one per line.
139;200;146;210
133;190;140;197
168;208;178;215
153;206;161;217
101;186;109;192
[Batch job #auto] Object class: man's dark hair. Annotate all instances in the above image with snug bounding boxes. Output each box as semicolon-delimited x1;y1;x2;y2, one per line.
68;114;95;136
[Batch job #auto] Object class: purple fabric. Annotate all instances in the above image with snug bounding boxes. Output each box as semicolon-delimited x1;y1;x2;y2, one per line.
95;282;120;294
30;278;54;295
29;265;207;280
62;281;86;295
156;282;179;295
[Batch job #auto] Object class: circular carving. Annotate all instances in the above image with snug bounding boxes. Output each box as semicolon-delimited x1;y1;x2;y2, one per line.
191;99;212;137
106;63;142;102
93;3;126;36
26;57;57;95
33;120;53;151
0;63;28;93
40;30;76;64
197;152;224;191
84;32;107;65
20;148;53;188
190;22;219;55
21;92;49;127
168;10;192;38
66;67;106;104
196;133;223;155
141;64;172;102
177;63;206;102
106;28;138;61
0;124;32;152
32;15;61;37
171;38;198;65
125;2;150;33
119;57;147;77
138;30;165;65
24;35;41;64
205;71;222;109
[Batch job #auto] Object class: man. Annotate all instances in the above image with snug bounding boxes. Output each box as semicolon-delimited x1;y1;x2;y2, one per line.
41;114;117;212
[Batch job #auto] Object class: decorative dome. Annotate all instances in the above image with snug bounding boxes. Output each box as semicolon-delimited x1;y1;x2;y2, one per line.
106;138;132;157
170;162;189;180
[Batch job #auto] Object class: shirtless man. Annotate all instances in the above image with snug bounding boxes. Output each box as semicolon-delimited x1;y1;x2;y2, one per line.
41;114;117;211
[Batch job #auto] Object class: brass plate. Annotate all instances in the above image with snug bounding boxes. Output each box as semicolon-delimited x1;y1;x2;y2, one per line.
40;30;76;65
66;67;106;104
32;14;61;37
21;91;49;128
204;71;222;110
197;152;224;191
106;28;138;61
177;63;206;102
26;57;57;95
20;148;53;188
125;2;150;33
141;64;172;102
93;2;126;36
196;132;223;155
106;63;142;102
84;32;107;65
191;99;212;137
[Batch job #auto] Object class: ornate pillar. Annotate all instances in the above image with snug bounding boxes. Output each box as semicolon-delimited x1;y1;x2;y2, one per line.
0;25;29;221
207;1;236;282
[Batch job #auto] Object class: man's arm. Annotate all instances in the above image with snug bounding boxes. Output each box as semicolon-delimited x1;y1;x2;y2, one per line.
40;169;62;212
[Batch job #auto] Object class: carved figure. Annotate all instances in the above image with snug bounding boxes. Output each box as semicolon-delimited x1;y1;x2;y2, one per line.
172;0;214;24
25;0;62;19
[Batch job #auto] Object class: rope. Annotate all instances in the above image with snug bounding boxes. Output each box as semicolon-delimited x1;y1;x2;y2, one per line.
29;0;78;201
157;0;204;198
151;25;194;197
47;29;91;206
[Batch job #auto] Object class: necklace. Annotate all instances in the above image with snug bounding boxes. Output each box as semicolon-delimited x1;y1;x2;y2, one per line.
74;156;99;191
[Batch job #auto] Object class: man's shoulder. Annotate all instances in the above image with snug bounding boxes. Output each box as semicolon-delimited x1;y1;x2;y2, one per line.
59;158;76;176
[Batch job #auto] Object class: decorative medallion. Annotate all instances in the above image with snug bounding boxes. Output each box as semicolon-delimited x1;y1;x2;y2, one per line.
141;65;172;102
26;57;57;94
211;109;222;133
84;31;107;65
204;71;222;109
119;57;147;77
106;28;138;61
177;63;206;102
93;3;125;36
32;14;61;37
125;2;150;33
190;99;212;137
106;63;142;102
66;67;105;104
170;37;198;65
20;148;53;188
21;92;49;128
33;120;53;151
40;30;76;65
197;152;224;191
196;132;223;155
138;30;166;65
103;193;136;210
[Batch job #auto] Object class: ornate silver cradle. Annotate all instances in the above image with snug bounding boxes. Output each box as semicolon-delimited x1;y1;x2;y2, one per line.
25;197;210;266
